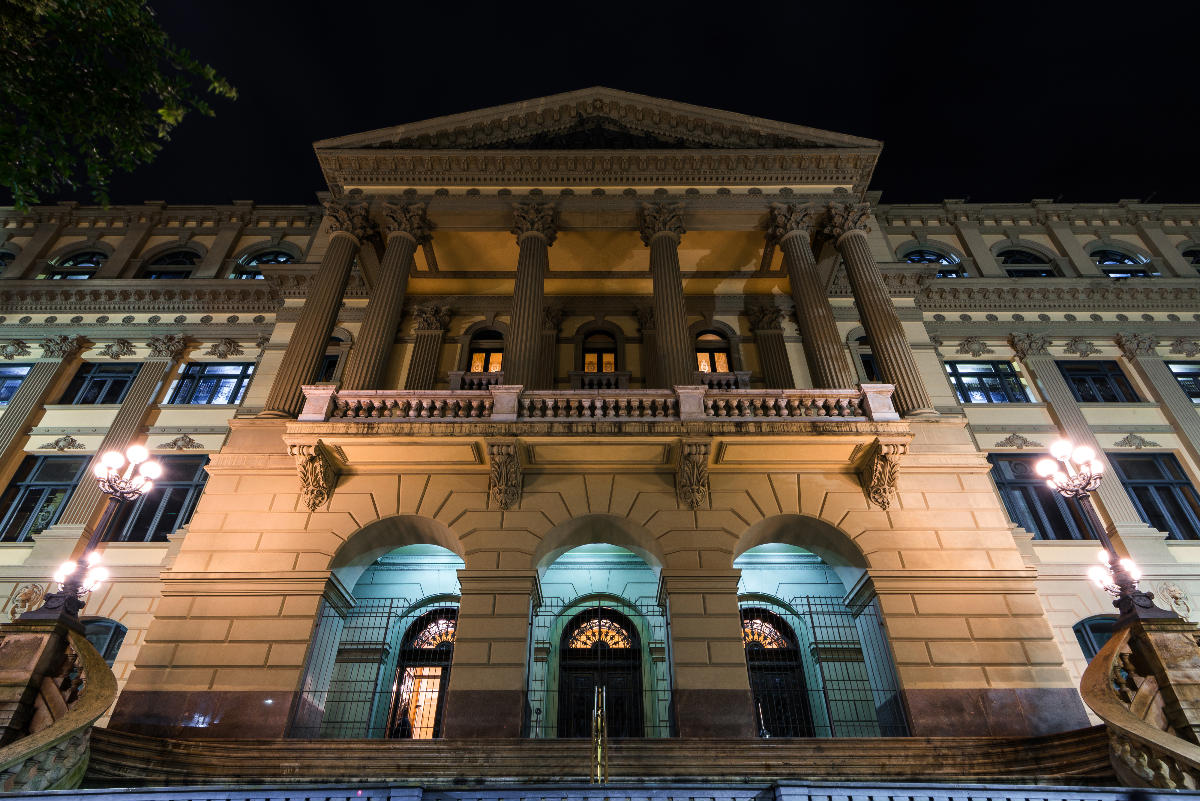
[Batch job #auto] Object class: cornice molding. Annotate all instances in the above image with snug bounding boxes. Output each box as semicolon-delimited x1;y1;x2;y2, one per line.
916;279;1200;311
0;280;281;314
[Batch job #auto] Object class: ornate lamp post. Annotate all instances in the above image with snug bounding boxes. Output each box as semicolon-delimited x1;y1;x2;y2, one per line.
22;444;161;626
1034;439;1174;623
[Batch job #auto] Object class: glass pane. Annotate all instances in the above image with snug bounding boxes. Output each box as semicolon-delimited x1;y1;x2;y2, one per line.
697;353;711;372
100;379;131;404
191;377;220;404
714;353;730;373
210;379;237;405
0;379;24;404
488;353;502;372
602;353;615;373
584;353;598;372
0;366;31;378
470;352;485;372
32;457;87;482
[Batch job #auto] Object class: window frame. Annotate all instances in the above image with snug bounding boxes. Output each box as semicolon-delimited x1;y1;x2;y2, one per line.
1057;361;1140;403
105;455;210;543
0;364;32;405
1109;453;1200;541
466;330;505;373
48;250;108;280
165;362;256;406
987;454;1101;541
944;361;1030;404
695;330;732;374
60;362;140;405
0;455;92;543
1073;615;1117;661
82;617;128;667
1168;362;1200;404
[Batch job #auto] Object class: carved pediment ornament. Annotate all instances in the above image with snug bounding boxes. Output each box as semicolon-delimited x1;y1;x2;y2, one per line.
638;202;686;246
290;442;338;512
1169;338;1200;358
39;435;85;451
323;195;375;241
204;338;245;359
381;201;434;244
955;337;994;357
993;433;1042;449
147;334;188;359
158;434;205;450
488;441;522;511
747;305;785;332
824;202;872;241
99;339;136;360
511;202;558;245
1116;332;1159;360
765;202;818;244
857;439;907;510
676;440;710;510
1;339;30;361
1063;337;1100;357
39;335;84;359
412;304;451;332
1114;433;1160;449
1009;333;1051;360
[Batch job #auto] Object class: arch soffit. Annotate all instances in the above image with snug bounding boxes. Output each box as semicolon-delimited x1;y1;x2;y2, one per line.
533;514;666;574
733;514;869;590
989;238;1059;263
328;514;464;589
1084;238;1151;263
137;240;208;264
48;240;115;263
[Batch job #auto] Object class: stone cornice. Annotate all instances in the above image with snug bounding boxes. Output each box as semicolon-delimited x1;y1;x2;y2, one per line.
916;278;1200;311
876;200;1200;230
0;280;281;313
0;204;322;231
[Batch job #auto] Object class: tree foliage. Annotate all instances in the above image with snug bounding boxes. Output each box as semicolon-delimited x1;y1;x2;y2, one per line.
0;0;236;210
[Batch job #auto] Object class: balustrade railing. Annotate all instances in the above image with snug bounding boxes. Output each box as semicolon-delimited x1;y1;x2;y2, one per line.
300;383;900;423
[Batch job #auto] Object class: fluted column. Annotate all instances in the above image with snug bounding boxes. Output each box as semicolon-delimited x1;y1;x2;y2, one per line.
767;204;857;389
0;336;85;481
747;306;794;389
260;196;373;417
340;202;432;390
57;335;188;528
539;307;563;389
506;203;556;389
1118;333;1200;467
403;305;450;390
828;203;935;416
639;203;693;388
636;307;658;388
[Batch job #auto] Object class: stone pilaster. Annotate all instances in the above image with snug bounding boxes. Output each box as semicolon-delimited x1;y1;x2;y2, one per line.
635;306;658;388
260;196;372;417
56;340;186;528
95;208;159;278
767;204;857;389
506;203;556;389
658;569;756;738
639;202;693;388
1010;333;1157;543
8;205;73;278
1038;210;1103;277
403;305;450;390
440;569;539;738
340;202;432;390
194;204;250;278
539;307;563;389
944;205;1002;277
1117;333;1200;467
827;203;935;415
0;336;85;486
746;305;793;389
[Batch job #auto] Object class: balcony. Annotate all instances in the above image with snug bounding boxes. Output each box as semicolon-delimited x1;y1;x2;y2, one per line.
694;371;751;390
447;370;505;390
569;371;631;390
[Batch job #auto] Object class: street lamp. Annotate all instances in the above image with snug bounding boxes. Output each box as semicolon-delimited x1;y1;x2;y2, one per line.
22;444;161;626
1034;438;1173;623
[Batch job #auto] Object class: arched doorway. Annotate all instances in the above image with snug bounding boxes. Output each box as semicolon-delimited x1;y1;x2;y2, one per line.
386;608;457;739
557;606;643;738
740;606;813;737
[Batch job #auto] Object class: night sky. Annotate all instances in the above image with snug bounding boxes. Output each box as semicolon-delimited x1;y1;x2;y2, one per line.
47;2;1200;206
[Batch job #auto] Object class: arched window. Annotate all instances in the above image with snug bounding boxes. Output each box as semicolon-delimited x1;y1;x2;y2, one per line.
853;336;881;382
1091;247;1154;278
143;249;199;279
1182;248;1200;266
82;617;127;667
558;606;643;738
1091;248;1141;266
581;331;617;374
317;336;347;382
387;608;457;739
0;250;15;270
902;248;957;265
695;331;731;374
997;248;1049;265
1073;615;1118;661
49;251;106;279
995;248;1056;278
233;249;294;279
467;329;504;373
741;607;814;737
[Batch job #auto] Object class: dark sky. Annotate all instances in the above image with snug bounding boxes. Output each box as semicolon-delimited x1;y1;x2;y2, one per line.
56;2;1200;206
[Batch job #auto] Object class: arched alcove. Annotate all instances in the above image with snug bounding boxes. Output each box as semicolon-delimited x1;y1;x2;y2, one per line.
533;514;665;575
734;514;868;591
329;515;464;591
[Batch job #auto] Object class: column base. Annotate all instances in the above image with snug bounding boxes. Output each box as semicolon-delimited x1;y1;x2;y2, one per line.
902;407;940;418
255;409;295;419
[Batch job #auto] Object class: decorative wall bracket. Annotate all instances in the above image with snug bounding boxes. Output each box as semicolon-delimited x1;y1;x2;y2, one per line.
856;438;908;510
158;433;205;450
676;439;711;510
38;434;85;451
487;440;522;511
289;441;339;512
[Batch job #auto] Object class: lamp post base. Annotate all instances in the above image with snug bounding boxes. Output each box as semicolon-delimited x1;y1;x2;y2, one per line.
1115;588;1179;628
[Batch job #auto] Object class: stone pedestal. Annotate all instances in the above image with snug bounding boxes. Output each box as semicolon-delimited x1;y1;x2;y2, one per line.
0;619;76;746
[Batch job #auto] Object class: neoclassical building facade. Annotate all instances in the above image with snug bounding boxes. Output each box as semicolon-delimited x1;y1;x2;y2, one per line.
1;89;1199;752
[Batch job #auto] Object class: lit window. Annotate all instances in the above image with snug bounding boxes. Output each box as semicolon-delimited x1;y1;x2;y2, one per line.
696;331;731;373
1110;454;1200;541
0;456;91;542
903;248;958;265
935;266;967;278
1169;363;1200;404
49;251;106;279
166;363;255;405
1091;248;1141;266
233;249;294;279
1073;615;1117;661
944;361;1029;404
996;249;1056;277
467;330;504;373
105;456;210;542
988;455;1100;541
388;608;458;740
0;365;32;405
742;616;791;650
582;331;617;373
565;613;634;649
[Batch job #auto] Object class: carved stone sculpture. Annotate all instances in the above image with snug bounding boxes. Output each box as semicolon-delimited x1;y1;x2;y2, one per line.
542;306;564;332
381;201;434;243
638;202;686;245
956;337;994;357
823;202;872;240
1116;332;1159;360
1114;433;1160;449
857;439;907;510
39;335;83;359
1010;333;1052;359
676;441;710;510
39;435;85;451
510;202;557;245
765;202;817;242
158;434;205;450
993;433;1042;449
7;583;47;621
205;338;244;359
323;194;374;241
147;334;188;359
411;305;451;331
1064;337;1101;357
1169;338;1200;358
1;340;30;360
488;442;522;511
99;339;136;360
747;305;785;331
290;443;337;512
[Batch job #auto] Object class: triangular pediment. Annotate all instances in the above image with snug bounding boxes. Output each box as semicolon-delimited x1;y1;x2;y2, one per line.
315;87;880;152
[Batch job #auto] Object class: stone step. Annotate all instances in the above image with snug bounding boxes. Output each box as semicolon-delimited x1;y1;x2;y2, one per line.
86;725;1116;787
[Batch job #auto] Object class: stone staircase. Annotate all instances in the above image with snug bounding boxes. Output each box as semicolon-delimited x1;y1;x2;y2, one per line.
86;725;1116;787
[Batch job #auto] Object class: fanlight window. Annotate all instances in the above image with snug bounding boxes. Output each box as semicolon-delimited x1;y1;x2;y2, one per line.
565;614;634;649
903;248;957;265
150;250;200;266
468;329;504;373
1091;249;1141;266
582;331;617;373
1182;248;1200;266
243;250;295;266
50;251;106;279
696;331;731;374
996;248;1048;265
409;617;456;649
742;616;790;650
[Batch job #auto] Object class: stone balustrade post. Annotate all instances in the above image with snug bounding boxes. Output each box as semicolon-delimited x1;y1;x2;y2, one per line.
767;203;858;389
746;305;794;389
404;305;451;390
340;202;432;391
260;195;373;417
827;202;936;416
639;203;693;388
506;203;556;389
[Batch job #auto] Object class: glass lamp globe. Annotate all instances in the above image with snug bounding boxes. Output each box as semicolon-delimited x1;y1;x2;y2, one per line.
1050;440;1074;461
125;444;149;464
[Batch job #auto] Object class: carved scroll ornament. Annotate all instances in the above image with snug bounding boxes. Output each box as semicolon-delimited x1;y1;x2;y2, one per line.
381;201;434;244
1010;333;1051;359
676;440;710;510
765;202;817;243
99;339;136;360
638;202;686;245
747;305;785;332
158;434;205;450
857;439;907;510
1;340;30;360
1117;332;1159;360
204;338;245;359
488;441;522;511
412;304;451;332
39;335;84;359
290;442;338;512
147;334;188;359
324;195;374;241
955;337;994;357
823;202;871;240
511;202;558;245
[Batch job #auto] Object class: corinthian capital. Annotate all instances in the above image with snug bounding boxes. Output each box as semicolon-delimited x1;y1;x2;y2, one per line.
511;202;557;245
824;202;872;240
1116;332;1159;360
39;335;84;359
381;201;434;244
323;195;374;241
411;304;451;332
1009;332;1051;359
638;202;686;246
766;202;818;244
